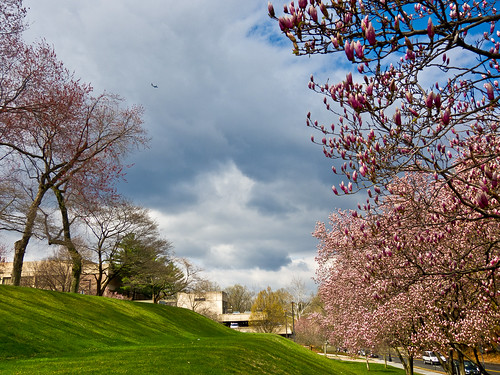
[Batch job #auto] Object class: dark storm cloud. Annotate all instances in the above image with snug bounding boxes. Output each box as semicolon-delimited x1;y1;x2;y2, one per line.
21;0;355;290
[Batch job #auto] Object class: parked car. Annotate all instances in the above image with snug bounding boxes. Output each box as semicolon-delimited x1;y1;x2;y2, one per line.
358;350;378;358
229;322;239;329
453;360;480;375
422;351;441;365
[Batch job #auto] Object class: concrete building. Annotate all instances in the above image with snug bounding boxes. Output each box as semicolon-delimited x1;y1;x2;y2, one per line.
0;261;98;294
175;291;230;320
172;291;292;336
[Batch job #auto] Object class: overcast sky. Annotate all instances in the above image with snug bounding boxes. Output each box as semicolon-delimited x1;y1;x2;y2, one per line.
19;0;357;293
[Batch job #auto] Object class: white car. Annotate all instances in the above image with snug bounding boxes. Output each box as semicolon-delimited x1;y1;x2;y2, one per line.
422;351;441;365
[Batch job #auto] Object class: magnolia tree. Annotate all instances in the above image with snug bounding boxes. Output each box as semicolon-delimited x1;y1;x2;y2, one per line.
269;0;500;219
269;2;500;373
314;172;500;375
314;209;421;375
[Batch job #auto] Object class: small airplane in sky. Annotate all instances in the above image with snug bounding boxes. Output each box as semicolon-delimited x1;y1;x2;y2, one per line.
151;83;158;88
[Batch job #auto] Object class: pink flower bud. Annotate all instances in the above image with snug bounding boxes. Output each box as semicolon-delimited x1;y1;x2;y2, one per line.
278;16;294;30
366;82;373;96
492;172;498;188
320;3;328;18
354;40;364;58
434;93;441;109
425;92;434;108
361;16;368;31
409;108;419;117
441;109;450;125
345;40;354;61
340;181;347;193
330;36;339;48
394;109;401;126
332;185;339;195
298;0;307;9
268;2;275;17
368;129;375;140
427;17;435;39
352;170;358;182
359;165;366;177
308;5;318;22
485;82;495;100
366;22;376;45
477;192;489;209
346;72;353;86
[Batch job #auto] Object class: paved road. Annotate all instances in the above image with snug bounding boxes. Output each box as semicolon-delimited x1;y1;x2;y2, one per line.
324;354;500;375
405;357;500;374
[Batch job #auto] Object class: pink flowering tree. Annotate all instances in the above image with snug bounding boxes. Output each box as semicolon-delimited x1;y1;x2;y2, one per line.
268;2;500;373
268;0;500;219
314;172;500;375
314;210;422;375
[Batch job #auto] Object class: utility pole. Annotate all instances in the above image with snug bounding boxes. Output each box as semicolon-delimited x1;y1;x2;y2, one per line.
291;301;295;341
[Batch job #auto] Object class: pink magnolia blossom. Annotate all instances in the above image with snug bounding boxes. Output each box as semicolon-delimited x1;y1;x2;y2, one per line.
354;40;364;58
344;40;354;61
268;2;275;18
427;17;435;39
308;5;318;22
366;22;376;45
485;82;495;100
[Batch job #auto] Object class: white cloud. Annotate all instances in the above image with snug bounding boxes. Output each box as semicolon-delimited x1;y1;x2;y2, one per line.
149;160;326;289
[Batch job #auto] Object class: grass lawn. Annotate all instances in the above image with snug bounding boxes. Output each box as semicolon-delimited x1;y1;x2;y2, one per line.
0;286;408;374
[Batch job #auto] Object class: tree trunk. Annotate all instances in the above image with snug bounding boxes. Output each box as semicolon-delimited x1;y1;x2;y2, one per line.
11;185;48;285
457;350;466;375
52;186;82;293
395;347;414;375
473;348;489;375
68;247;82;293
96;254;104;296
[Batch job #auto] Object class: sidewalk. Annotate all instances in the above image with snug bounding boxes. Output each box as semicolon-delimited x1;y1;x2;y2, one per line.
320;354;445;375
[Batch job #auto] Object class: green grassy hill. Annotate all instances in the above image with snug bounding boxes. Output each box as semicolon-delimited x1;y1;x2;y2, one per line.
0;285;363;374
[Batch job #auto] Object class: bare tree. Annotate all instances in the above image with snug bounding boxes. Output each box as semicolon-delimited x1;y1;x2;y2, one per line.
32;247;72;292
224;284;254;313
80;198;158;296
0;242;7;263
287;277;314;320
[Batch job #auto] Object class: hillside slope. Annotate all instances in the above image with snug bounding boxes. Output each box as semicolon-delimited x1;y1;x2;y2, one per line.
0;286;351;374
